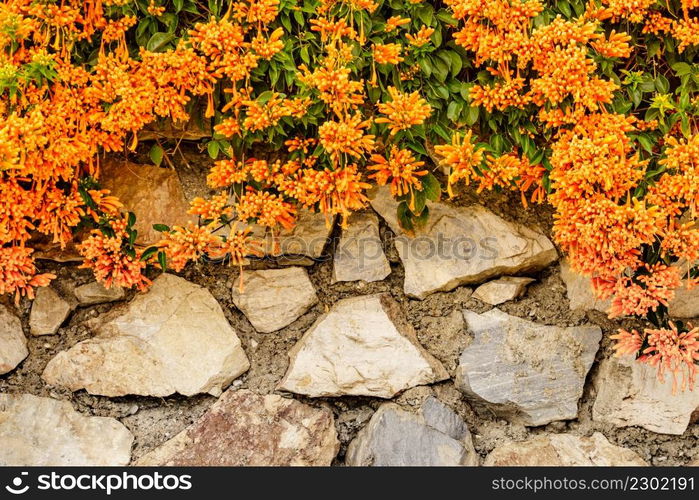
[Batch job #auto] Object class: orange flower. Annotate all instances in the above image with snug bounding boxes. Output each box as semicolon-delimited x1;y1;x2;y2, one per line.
434;130;485;196
385;16;410;32
406;25;434;47
372;43;403;65
207;159;248;188
0;246;55;304
235;189;296;230
188;193;233;221
643;323;699;393
368;146;428;197
318;113;375;160
157;222;221;272
375;87;431;135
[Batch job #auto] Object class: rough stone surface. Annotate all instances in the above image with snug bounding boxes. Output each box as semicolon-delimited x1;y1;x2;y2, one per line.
231;267;318;333
29;286;72;336
42;274;249;397
135;389;338;466
472;277;535;305
592;355;699;435
559;258;611;313
332;212;391;283
484;432;647;466
256;208;334;260
74;281;125;306
100;159;195;245
0;306;28;375
0;393;133;466
370;187;557;299
346;397;478;466
278;294;449;398
139;117;211;141
456;309;602;426
669;286;699;318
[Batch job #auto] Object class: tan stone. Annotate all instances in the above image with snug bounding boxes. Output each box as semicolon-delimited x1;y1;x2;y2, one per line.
333;212;391;283
29;287;72;336
560;258;611;313
74;281;125;306
0;305;27;375
472;277;535;305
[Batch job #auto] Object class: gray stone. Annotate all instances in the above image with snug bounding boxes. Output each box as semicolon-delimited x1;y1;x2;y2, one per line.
29;287;72;336
0;393;133;466
42;274;249;397
669;286;699;318
231;267;318;333
333;212;391;283
256;209;334;260
74;281;125;306
484;432;647;466
456;309;602;426
472;277;535;305
592;355;699;435
346;398;478;466
278;294;449;398
135;389;338;466
559;258;611;313
370;187;557;299
0;306;27;375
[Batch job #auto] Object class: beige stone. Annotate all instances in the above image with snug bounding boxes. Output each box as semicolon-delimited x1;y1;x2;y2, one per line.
0;305;27;375
560;258;611;313
333;212;391;283
29;287;72;336
472;277;535;305
74;281;125;306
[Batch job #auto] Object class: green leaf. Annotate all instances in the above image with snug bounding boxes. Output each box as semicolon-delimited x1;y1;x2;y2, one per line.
293;9;305;26
149;144;164;166
672;62;692;76
300;45;310;64
422;173;441;201
655;74;670;93
152;223;170;232
411;189;427;215
140;246;159;262
207;141;220;159
146;32;175;52
127;211;136;228
449;51;463;77
173;0;184;12
397;201;414;233
417;58;431;77
158;251;168;271
464;105;479;126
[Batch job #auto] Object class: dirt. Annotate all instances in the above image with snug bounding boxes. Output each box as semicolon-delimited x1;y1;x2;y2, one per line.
1;146;697;466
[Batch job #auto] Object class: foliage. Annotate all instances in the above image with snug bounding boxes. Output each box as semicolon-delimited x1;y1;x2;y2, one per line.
1;0;699;387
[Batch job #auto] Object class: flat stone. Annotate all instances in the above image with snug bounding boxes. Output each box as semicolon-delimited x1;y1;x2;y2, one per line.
42;274;249;397
0;393;133;466
135;389;338;466
472;277;535;305
370;187;557;299
669;286;699;318
256;209;334;260
333;212;391;283
456;309;601;426
99;158;195;246
232;267;318;333
346;397;478;466
592;355;699;435
484;432;647;466
0;306;27;375
559;258;611;313
74;281;125;306
29;287;72;336
278;294;449;398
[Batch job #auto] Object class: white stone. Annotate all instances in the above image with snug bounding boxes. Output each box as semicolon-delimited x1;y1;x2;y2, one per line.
472;277;535;305
484;432;647;466
0;393;133;466
559;258;611;313
0;305;27;375
370;187;557;299
278;294;448;398
333;212;391;283
42;274;249;397
29;287;72;336
456;309;602;426
231;267;318;333
592;355;699;435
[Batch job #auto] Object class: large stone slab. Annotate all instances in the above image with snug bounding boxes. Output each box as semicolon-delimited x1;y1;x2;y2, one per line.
484;432;647;466
0;393;133;466
346;397;478;466
0;305;27;375
29;286;72;336
472;277;535;305
135;389;338;466
592;355;699;435
278;294;449;398
231;267;318;333
370;187;557;299
333;212;391;283
99;158;195;246
560;258;611;313
456;309;601;426
42;274;249;397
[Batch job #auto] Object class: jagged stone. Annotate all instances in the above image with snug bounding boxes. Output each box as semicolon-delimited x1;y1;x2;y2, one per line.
42;274;249;397
472;277;535;305
333;212;391;283
29;287;72;336
74;281;125;306
559;258;611;313
231;267;318;333
370;187;557;299
456;309;602;426
0;305;27;375
278;294;448;398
